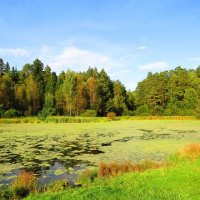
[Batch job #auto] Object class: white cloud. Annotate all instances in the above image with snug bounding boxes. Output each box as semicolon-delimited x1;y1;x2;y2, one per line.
49;47;117;72
139;61;168;71
188;57;200;62
138;46;148;50
0;48;30;57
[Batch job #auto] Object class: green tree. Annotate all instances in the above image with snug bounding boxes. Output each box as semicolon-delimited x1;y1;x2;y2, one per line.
97;69;113;116
113;80;127;115
0;73;14;110
126;91;136;112
25;75;40;115
135;72;169;115
63;70;76;116
41;93;56;117
0;58;5;75
86;76;99;109
15;84;27;114
75;74;87;115
183;88;198;109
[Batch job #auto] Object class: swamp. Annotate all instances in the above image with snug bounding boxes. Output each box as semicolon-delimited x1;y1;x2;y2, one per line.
0;120;200;187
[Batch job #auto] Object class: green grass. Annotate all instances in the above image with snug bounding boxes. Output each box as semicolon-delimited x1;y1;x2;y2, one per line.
0;117;42;124
25;158;200;200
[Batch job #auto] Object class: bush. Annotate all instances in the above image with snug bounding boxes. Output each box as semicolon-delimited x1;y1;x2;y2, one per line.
106;112;116;120
3;108;18;118
80;110;97;117
47;179;69;192
78;168;98;186
0;188;14;200
136;105;150;116
39;107;56;118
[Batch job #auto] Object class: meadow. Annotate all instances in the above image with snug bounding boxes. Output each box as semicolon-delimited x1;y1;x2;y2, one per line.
0;119;200;189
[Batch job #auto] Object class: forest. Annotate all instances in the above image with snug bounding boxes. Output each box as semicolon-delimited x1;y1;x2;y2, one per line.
0;57;200;117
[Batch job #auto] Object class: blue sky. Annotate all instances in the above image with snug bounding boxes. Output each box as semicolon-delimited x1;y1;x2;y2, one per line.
0;0;200;90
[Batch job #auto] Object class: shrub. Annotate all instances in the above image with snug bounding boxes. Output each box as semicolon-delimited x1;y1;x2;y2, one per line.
136;105;150;116
46;179;69;192
0;188;14;200
3;108;18;118
78;168;98;186
106;112;116;120
80;110;97;117
39;107;56;118
12;171;37;198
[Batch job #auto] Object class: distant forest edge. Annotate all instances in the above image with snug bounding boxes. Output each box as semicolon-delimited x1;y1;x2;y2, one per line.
1;58;200;118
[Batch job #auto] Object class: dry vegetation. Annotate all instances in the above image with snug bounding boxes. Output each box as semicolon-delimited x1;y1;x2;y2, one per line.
178;143;200;159
98;160;164;177
12;171;36;191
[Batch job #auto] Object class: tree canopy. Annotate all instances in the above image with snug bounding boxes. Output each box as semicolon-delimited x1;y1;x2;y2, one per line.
0;58;200;117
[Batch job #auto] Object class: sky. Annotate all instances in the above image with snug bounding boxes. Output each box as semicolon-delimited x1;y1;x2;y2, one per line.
1;0;200;90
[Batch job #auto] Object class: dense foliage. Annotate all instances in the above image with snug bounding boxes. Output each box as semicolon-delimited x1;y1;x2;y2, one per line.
1;57;200;117
135;67;200;116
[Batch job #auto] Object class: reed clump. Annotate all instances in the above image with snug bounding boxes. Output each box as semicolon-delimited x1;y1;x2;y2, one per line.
178;143;200;160
12;171;37;198
98;160;163;177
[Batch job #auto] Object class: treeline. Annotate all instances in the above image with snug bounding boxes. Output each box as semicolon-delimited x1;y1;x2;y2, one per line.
135;67;200;116
1;58;200;117
0;58;134;117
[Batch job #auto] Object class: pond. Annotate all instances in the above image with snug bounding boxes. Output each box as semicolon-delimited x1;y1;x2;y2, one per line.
0;120;200;187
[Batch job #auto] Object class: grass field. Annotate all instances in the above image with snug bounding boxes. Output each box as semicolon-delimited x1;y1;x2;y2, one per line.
0;120;200;187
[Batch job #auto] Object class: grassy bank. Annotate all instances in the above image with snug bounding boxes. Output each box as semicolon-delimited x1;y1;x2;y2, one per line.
25;157;200;200
0;115;197;124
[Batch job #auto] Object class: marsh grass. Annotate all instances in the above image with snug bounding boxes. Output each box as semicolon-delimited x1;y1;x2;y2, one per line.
0;117;42;124
178;143;200;159
117;116;196;120
12;171;37;198
0;116;196;124
44;116;108;123
98;160;164;177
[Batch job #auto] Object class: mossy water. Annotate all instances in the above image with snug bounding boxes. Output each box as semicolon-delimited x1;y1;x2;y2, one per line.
0;120;200;187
